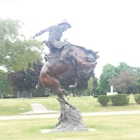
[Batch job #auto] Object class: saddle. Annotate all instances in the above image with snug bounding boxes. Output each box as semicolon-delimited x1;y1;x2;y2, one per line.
44;41;71;68
44;52;62;67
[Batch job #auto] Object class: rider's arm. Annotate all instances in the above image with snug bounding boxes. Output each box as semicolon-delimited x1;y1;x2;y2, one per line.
34;25;57;37
34;27;50;37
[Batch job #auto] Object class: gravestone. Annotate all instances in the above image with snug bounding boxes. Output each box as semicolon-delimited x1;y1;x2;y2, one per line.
107;85;117;96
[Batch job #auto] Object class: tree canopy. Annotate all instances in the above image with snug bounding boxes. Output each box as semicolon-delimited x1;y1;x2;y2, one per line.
110;71;135;94
0;18;44;72
98;62;140;94
8;60;43;98
99;64;117;93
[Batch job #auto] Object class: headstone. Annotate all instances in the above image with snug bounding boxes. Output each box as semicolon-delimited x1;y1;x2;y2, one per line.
107;85;117;95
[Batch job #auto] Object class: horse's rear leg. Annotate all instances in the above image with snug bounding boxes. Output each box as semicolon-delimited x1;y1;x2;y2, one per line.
52;87;70;106
41;75;66;99
62;89;68;96
54;86;67;100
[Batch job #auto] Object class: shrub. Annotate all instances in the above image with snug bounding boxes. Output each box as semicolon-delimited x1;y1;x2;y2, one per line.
98;95;110;106
134;94;140;104
110;94;129;106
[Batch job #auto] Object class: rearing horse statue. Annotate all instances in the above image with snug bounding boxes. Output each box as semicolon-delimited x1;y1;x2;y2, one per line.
36;43;99;102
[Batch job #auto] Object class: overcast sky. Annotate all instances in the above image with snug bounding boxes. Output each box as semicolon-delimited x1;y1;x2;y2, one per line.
0;0;140;78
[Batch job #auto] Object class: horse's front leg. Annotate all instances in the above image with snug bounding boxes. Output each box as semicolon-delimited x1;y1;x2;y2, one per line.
36;79;44;92
69;67;80;88
69;78;78;88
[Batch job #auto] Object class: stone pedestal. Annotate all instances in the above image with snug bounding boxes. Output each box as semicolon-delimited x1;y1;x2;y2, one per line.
51;98;88;132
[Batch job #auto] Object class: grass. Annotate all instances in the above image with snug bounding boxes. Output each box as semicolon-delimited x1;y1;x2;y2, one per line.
0;115;140;140
0;95;140;115
0;99;32;115
0;95;140;140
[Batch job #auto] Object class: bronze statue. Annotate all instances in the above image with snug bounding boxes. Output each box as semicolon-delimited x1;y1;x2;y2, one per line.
34;20;99;131
36;44;99;102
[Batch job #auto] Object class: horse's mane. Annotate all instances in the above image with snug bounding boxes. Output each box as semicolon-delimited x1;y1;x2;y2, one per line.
73;45;99;60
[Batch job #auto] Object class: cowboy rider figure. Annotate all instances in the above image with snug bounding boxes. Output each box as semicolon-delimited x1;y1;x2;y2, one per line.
33;19;76;66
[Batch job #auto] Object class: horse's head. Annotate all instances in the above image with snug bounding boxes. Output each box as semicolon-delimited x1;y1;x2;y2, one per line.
73;45;99;78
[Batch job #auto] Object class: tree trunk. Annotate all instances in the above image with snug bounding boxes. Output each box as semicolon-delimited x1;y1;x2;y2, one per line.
77;89;81;97
0;93;3;99
137;87;139;94
17;91;19;98
72;89;75;97
86;89;88;96
81;90;85;96
29;91;32;98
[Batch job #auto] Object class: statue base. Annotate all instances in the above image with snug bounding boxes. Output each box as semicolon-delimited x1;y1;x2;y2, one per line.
51;98;88;132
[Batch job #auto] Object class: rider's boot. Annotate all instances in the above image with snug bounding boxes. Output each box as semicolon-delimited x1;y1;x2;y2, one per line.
71;58;76;66
44;54;48;62
68;56;80;88
71;56;76;66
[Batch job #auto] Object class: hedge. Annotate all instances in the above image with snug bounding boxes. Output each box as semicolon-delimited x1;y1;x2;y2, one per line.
98;95;110;106
110;94;129;106
134;94;140;104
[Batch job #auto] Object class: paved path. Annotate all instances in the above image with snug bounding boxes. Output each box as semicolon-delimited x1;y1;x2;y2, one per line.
1;110;140;120
21;103;59;115
30;103;48;114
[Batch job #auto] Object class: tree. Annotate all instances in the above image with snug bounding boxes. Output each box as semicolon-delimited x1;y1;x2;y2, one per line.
0;70;12;99
116;62;131;74
110;71;135;94
130;67;140;94
99;64;117;93
116;64;140;94
0;18;44;72
87;77;94;96
5;39;44;72
98;62;140;94
8;60;43;98
114;62;140;93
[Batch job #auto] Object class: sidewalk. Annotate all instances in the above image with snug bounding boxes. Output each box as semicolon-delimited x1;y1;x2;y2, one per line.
21;103;59;115
1;110;140;120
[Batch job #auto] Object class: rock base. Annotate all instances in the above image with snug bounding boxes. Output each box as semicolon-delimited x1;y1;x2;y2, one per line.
51;98;88;132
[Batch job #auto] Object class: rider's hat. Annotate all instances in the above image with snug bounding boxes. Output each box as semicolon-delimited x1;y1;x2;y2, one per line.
58;19;71;28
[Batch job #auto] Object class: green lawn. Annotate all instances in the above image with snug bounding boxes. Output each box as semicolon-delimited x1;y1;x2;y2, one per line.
0;95;140;140
0;95;140;115
0;115;140;140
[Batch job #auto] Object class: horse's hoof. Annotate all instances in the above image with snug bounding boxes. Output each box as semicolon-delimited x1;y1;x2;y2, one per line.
69;85;77;88
36;85;38;90
69;79;78;88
